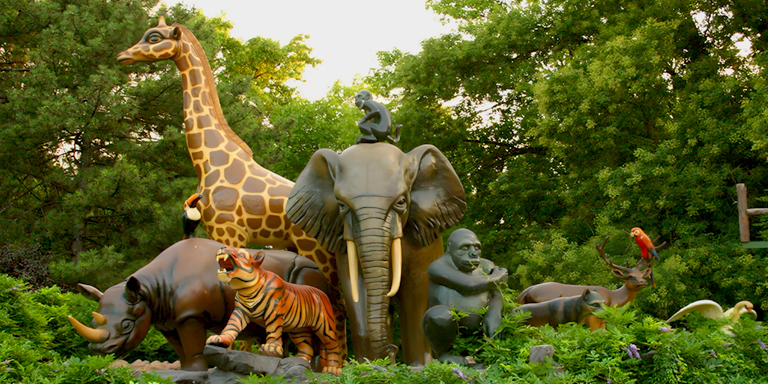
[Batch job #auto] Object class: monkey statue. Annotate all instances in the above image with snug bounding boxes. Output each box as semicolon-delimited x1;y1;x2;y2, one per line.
354;90;401;144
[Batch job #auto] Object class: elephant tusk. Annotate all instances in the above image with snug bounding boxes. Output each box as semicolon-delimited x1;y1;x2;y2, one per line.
387;238;402;297
92;312;107;327
68;315;109;343
347;240;359;303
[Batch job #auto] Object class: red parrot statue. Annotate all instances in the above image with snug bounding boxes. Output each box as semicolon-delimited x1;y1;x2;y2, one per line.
630;227;660;261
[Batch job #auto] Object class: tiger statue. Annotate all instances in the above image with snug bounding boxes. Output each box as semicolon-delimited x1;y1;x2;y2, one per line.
206;247;342;374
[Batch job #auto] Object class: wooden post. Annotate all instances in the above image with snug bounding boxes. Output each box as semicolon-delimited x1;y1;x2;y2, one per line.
737;183;750;243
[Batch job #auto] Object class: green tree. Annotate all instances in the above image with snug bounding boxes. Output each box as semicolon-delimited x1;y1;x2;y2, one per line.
0;0;343;289
369;0;768;315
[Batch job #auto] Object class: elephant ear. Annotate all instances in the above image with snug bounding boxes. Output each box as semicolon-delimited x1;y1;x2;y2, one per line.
406;145;467;247
286;149;346;254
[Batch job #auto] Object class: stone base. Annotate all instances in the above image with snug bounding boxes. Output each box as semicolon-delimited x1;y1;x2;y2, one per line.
130;346;313;383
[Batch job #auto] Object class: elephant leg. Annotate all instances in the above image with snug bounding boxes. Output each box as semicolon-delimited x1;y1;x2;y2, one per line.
399;238;442;365
337;250;371;361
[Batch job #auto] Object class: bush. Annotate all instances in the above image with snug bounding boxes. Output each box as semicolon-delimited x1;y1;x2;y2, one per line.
0;274;175;383
0;242;56;290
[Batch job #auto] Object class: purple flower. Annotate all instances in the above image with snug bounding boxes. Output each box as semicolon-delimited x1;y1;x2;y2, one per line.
722;343;731;348
3;360;10;365
759;340;766;350
624;344;641;359
710;350;716;356
371;364;387;372
660;327;671;333
54;369;59;373
63;362;69;366
453;367;468;379
607;380;613;384
95;368;106;375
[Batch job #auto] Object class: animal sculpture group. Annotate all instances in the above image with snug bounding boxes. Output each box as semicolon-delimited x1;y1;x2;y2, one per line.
70;14;468;373
67;239;331;371
116;15;348;358
515;237;656;330
70;13;757;376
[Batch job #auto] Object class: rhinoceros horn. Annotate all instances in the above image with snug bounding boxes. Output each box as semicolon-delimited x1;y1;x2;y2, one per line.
68;312;109;343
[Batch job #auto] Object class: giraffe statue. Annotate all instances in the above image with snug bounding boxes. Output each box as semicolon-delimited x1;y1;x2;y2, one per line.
117;16;347;359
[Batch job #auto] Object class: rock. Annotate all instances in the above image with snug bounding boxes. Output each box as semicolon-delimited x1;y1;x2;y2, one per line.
152;369;209;384
203;345;311;381
529;344;563;374
529;344;555;364
207;368;249;384
110;360;130;368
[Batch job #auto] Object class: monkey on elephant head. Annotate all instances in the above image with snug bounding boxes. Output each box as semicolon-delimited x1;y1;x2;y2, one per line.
422;228;508;365
354;90;401;144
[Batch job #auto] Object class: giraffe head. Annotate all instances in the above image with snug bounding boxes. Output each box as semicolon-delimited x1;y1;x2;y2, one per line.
117;15;182;65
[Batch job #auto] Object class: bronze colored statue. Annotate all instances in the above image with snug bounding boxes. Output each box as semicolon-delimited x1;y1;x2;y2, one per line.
117;17;346;358
207;248;341;374
421;229;507;365
355;90;401;144
67;239;330;371
513;289;606;331
286;142;467;365
517;237;652;307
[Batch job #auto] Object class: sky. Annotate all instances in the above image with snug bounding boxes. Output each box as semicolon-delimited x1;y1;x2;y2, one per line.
165;0;455;101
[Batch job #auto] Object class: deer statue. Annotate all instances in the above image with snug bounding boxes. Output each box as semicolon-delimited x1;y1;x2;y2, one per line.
517;237;655;308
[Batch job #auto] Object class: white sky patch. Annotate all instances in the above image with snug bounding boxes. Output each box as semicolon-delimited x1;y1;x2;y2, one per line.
164;0;455;101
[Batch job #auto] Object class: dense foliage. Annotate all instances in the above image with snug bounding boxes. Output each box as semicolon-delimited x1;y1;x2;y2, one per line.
0;0;358;290
0;274;172;383
368;0;768;319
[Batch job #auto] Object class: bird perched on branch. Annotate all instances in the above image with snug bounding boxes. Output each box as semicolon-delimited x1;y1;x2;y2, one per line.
631;227;660;261
182;193;203;240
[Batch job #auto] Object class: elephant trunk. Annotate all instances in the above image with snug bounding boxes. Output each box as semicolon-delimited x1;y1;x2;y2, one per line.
352;206;400;357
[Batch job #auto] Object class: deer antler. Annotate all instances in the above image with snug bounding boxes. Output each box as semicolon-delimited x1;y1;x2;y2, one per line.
596;237;633;274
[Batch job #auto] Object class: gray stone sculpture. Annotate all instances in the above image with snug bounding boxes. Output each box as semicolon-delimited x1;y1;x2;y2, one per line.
421;229;508;365
355;90;401;144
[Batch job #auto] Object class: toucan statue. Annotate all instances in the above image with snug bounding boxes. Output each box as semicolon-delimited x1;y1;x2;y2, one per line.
182;193;203;239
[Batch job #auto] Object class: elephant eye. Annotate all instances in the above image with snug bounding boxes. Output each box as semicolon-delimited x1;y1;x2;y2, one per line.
393;196;407;213
121;320;134;334
338;201;349;215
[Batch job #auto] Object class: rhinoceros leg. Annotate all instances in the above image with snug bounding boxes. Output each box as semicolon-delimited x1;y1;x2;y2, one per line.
176;318;208;371
159;329;186;365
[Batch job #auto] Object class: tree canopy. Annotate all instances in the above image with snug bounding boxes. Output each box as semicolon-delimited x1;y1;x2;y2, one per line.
368;0;768;316
0;0;358;288
1;0;767;320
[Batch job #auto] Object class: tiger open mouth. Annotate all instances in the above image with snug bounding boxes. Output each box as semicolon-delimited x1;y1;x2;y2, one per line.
216;252;236;274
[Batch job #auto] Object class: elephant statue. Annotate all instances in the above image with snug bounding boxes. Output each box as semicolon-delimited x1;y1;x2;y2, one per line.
286;142;467;365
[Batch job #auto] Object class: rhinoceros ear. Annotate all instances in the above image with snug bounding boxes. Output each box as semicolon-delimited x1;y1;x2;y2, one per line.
125;276;143;304
77;283;103;302
252;250;265;267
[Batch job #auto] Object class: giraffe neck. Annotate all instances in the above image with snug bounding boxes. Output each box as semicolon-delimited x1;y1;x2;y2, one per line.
172;25;254;179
